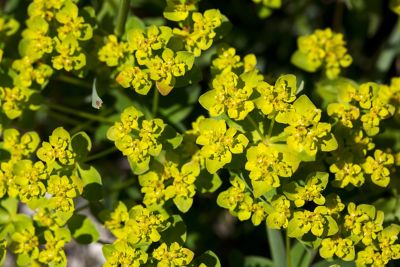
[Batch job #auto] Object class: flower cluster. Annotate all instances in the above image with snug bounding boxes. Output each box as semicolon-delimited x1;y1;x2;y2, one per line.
0;126;100;266
198;43;400;266
327;81;395;135
99;4;224;96
320;78;399;189
0;0;94;120
22;0;93;71
173;9;223;57
217;176;269;225
139;161;200;212
107;108;226;213
107;106;172;174
245;143;298;197
163;0;199;21
101;25;195;96
1;1;400;267
103;202;198;267
292;28;352;79
196;118;249;173
200;46;261;120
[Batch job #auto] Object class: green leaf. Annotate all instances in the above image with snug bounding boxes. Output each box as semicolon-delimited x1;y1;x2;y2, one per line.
316;78;358;107
266;228;286;267
67;214;99;244
163;9;188;22
0;224;13;239
216;191;233;210
290;241;314;267
325;216;339;236
0;240;6;266
53;227;72;242
128;156;150;175
1;197;18;217
161;125;183;150
77;164;103;201
13;214;33;232
309;172;329;187
199;90;218;112
24;132;41;152
156;80;174;96
291;50;320;72
50;127;71;144
287;219;305;238
173;196;193;213
160;105;192;127
125;15;145;31
0;208;10;225
252;180;273;198
244;256;275;267
102;244;115;259
240;70;263;89
205;158;225;174
192;250;221;267
161;215;187;245
176;51;195;70
294;150;316;162
195;171;222;193
16;253;31;266
71;131;92;161
293;95;317;114
320;133;338;152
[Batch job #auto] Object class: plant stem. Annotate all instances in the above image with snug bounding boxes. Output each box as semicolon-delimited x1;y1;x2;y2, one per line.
152;88;159;116
55;74;92;89
246;115;264;141
85;147;118;163
97;239;111;245
114;0;130;37
47;102;114;124
286;230;292;267
267;116;275;138
74;203;90;213
48;110;82;125
71;108;114;134
267;228;286;267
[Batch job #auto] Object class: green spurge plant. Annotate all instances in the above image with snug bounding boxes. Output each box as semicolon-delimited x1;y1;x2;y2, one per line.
0;0;400;266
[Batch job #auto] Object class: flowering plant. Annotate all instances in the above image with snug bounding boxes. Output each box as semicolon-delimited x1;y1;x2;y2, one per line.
0;0;399;266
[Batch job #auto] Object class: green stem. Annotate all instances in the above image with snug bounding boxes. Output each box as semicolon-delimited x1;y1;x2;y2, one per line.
286;230;292;267
97;239;111;245
105;0;118;10
47;102;114;124
246;115;264;141
71;108;114;134
85;147;118;163
152;88;160;116
48;110;82;125
114;0;130;37
55;74;92;89
267;116;275;138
